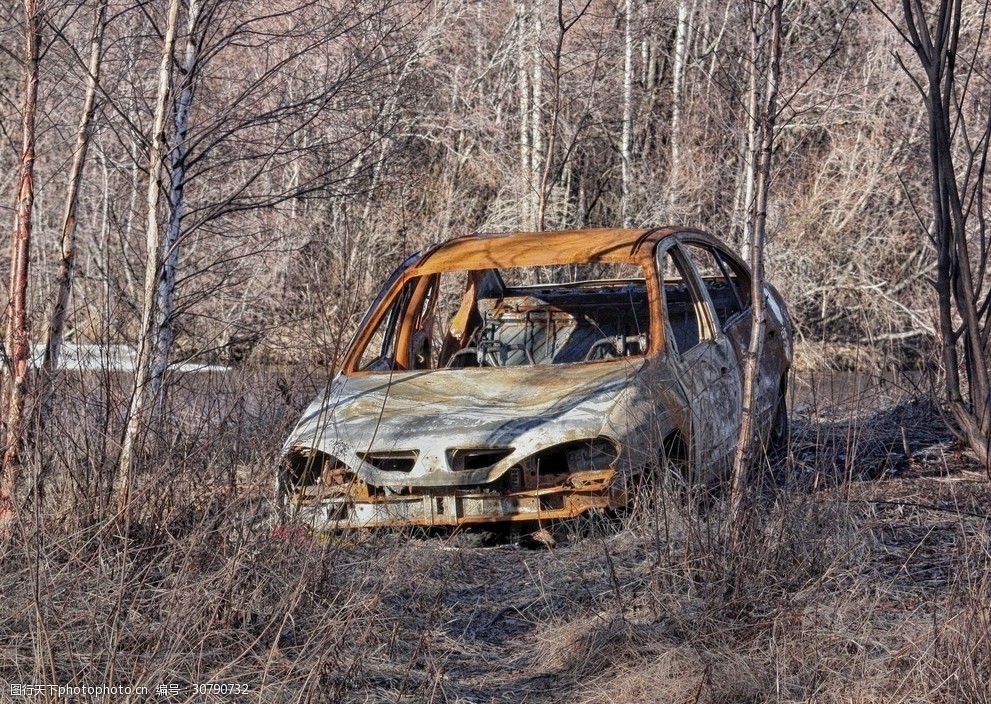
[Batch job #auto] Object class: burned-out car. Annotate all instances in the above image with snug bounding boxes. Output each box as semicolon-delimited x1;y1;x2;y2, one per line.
279;227;791;529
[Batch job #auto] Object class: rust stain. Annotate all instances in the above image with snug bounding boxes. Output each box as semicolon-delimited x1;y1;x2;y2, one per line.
279;228;793;531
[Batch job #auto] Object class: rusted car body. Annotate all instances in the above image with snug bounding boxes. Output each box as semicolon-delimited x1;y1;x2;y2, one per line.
279;227;792;530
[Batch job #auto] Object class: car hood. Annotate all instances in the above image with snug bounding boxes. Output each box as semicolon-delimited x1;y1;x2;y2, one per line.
284;361;643;486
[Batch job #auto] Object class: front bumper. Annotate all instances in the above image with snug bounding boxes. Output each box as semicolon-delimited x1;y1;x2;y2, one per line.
285;469;622;530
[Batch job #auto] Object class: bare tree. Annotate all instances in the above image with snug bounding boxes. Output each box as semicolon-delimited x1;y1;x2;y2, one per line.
620;0;635;227
727;0;783;549
148;0;201;412
874;0;991;474
516;0;540;230
1;0;41;529
113;0;418;512
667;0;690;216
116;0;180;515
535;0;594;231
37;0;109;431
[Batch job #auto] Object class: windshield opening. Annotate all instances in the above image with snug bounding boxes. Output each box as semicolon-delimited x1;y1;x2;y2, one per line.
353;263;649;372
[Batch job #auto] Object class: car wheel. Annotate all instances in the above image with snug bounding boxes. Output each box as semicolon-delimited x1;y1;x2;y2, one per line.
661;434;693;492
767;377;789;453
628;433;691;512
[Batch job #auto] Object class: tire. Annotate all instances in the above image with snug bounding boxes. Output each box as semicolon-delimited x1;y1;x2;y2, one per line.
628;433;692;515
767;377;789;455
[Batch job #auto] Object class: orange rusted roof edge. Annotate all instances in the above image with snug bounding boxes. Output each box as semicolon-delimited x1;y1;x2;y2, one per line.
413;227;680;273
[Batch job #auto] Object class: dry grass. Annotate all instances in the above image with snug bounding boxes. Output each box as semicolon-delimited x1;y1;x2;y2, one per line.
1;367;989;703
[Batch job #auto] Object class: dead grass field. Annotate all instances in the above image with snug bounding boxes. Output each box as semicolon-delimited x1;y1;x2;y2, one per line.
0;370;989;703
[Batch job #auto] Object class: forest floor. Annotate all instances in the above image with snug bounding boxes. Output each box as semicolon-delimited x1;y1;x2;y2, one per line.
1;370;989;703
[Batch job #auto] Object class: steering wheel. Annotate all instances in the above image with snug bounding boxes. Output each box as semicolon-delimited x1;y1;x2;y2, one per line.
445;339;513;367
446;347;489;367
583;337;622;361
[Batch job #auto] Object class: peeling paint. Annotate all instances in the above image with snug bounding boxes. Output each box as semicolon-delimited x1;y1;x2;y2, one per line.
278;228;792;530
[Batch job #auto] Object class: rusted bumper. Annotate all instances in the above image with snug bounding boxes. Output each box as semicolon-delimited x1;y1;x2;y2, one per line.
286;469;622;530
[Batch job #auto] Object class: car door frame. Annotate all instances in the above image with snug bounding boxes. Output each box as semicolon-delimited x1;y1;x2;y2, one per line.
654;238;743;482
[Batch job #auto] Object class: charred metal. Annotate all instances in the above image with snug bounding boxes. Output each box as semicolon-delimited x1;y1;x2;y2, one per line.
279;227;792;530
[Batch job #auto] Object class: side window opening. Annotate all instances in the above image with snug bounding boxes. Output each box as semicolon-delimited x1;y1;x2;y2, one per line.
680;243;751;327
659;248;712;355
431;272;480;368
395;271;478;370
355;279;417;371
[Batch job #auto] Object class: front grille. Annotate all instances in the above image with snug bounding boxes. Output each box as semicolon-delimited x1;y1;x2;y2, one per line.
448;448;514;471
358;450;418;473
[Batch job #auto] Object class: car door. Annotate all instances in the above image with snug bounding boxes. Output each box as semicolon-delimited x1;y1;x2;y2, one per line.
678;237;785;428
655;241;742;480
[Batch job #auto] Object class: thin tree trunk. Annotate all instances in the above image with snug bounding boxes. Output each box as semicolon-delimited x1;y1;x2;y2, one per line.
38;0;109;431
621;0;634;227
895;0;991;472
116;0;181;516
667;1;689;216
732;51;757;248
1;0;42;528
728;0;782;551
516;0;532;230
537;2;564;233
149;0;201;413
530;1;543;230
738;26;759;252
536;0;592;231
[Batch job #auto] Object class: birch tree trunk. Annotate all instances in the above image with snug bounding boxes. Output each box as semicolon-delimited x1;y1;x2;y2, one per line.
516;0;535;230
116;0;182;516
621;0;634;227
727;0;782;551
667;1;689;216
38;0;109;431
737;12;760;252
530;2;543;230
1;0;42;528
149;0;202;413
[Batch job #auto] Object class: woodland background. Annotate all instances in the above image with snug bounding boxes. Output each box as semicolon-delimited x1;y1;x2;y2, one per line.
0;3;990;702
0;0;947;371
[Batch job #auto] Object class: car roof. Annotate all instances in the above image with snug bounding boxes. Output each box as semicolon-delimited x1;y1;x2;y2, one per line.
413;226;697;274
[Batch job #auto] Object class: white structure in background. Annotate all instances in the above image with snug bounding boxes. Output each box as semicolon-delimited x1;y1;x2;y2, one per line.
30;343;228;373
